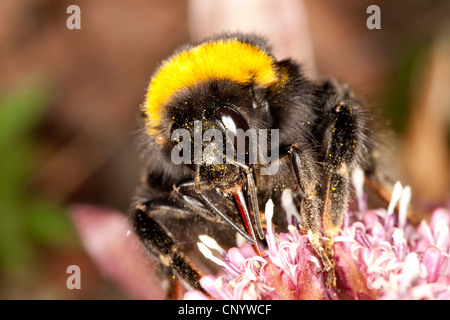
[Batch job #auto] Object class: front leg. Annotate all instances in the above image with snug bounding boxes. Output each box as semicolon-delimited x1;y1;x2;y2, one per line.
131;200;206;299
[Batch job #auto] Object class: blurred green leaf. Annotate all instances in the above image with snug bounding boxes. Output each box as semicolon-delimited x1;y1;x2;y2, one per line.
382;39;431;134
0;82;76;274
27;199;76;247
0;86;48;147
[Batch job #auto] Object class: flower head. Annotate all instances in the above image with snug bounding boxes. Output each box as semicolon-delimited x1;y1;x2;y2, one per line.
184;176;450;300
337;182;450;299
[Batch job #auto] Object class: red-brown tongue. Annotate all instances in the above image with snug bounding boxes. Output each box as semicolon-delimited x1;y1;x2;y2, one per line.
233;189;263;256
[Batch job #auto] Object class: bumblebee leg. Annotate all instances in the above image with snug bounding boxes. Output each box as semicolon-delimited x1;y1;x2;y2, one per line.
289;145;321;233
321;167;350;287
320;102;362;286
131;201;206;298
174;179;257;244
289;145;335;286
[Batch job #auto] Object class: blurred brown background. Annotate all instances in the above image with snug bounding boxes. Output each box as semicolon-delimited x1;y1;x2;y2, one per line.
0;0;449;299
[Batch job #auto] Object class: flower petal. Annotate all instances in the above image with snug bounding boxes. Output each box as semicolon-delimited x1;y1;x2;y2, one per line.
422;246;443;283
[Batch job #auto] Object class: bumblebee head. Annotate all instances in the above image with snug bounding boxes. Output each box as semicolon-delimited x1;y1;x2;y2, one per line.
167;80;258;192
141;34;290;192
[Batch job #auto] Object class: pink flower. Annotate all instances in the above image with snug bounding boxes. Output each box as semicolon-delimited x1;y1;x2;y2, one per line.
185;178;450;300
185;199;338;300
339;182;450;299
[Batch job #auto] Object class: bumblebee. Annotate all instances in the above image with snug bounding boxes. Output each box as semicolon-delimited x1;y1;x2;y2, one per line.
131;33;377;298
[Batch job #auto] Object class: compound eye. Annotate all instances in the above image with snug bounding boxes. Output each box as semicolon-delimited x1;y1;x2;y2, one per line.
217;107;250;156
217;107;249;134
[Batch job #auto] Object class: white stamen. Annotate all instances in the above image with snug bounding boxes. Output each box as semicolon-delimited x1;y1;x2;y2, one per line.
265;199;274;229
352;167;365;211
264;199;278;254
235;233;246;248
387;181;403;216
197;242;225;267
398;186;411;229
309;256;321;269
281;189;301;224
199;234;226;255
